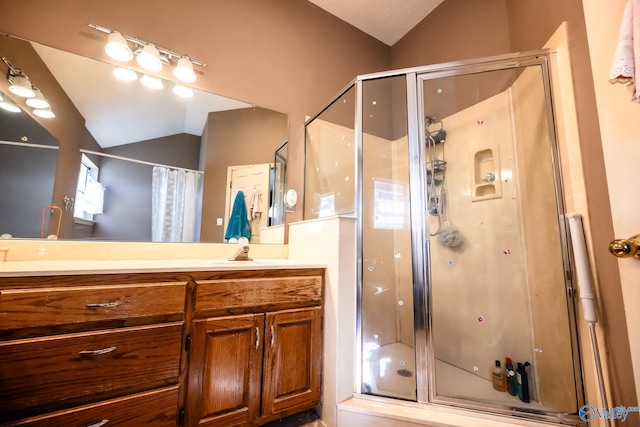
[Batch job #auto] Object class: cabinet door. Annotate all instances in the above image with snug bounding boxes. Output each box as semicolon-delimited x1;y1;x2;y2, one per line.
185;314;264;427
262;307;322;417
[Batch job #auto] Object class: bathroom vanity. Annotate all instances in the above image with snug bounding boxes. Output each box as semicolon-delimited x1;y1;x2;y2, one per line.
0;264;324;427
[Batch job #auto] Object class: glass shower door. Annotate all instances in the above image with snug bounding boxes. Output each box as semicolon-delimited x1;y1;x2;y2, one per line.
360;75;416;401
419;63;580;413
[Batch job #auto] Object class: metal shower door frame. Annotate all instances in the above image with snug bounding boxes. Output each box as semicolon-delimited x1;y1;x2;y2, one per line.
410;52;583;422
355;49;584;425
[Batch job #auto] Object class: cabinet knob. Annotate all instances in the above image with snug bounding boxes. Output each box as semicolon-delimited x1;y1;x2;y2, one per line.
608;234;640;259
87;420;109;427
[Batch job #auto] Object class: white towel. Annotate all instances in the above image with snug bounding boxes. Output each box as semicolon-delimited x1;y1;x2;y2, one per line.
609;0;640;102
248;188;262;220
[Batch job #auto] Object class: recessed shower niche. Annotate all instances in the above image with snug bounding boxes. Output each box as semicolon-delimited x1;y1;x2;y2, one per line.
470;146;502;201
304;51;584;425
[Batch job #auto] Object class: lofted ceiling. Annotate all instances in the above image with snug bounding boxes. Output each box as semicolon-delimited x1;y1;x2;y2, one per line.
308;0;444;46
28;2;444;148
32;43;251;149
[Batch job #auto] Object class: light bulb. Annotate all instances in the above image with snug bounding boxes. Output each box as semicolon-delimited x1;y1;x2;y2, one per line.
25;89;50;109
33;107;55;118
105;30;133;62
173;83;193;98
0;94;21;113
9;75;35;98
137;44;162;72
140;74;163;90
113;67;138;81
173;56;196;83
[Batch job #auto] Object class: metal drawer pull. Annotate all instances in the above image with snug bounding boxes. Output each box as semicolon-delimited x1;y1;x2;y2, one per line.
270;325;275;347
79;346;116;356
86;302;120;308
87;420;109;427
255;327;260;349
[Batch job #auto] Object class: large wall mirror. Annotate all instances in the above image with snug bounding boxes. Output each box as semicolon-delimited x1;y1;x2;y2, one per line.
0;34;288;244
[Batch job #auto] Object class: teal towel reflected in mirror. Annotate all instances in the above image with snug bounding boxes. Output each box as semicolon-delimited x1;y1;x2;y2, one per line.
224;190;251;240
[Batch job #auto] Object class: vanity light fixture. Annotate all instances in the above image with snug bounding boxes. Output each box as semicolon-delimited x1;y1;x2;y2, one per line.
2;56;55;117
33;107;55;118
136;43;163;72
140;74;163;90
113;67;138;81
0;92;21;113
8;74;35;98
25;88;50;109
174;56;196;83
89;23;207;83
105;30;133;62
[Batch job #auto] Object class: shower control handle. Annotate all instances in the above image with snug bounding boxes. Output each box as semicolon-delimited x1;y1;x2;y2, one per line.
608;234;640;259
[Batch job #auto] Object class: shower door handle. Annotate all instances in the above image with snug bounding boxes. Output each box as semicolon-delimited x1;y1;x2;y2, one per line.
608;234;640;259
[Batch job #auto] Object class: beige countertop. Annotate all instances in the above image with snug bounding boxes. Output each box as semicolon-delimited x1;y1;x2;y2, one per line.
0;258;325;277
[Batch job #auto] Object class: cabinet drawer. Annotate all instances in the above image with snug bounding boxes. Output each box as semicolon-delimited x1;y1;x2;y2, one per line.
0;322;183;421
0;282;187;330
4;385;179;427
196;276;322;313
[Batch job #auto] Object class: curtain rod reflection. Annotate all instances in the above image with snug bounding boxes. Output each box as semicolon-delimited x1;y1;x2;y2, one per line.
1;139;59;150
80;149;203;174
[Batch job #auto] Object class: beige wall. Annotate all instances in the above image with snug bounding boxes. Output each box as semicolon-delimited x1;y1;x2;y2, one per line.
583;0;640;412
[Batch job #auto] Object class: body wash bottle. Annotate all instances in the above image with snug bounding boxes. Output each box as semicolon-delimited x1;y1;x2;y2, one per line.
516;362;530;403
492;360;507;392
505;357;517;396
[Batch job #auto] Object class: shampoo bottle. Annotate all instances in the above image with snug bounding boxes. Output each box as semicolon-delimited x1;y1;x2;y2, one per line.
492;360;507;392
505;357;517;396
516;362;530;403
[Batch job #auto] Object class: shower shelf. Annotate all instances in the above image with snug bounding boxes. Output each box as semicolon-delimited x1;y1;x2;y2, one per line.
470;147;502;201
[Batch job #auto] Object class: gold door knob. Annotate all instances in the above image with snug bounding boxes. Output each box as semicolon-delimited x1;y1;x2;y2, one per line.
608;234;640;259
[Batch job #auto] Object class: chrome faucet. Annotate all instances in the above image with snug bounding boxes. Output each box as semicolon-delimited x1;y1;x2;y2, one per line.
228;245;252;261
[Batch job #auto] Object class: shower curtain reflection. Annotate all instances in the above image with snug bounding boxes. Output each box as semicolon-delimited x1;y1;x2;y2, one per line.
151;166;202;242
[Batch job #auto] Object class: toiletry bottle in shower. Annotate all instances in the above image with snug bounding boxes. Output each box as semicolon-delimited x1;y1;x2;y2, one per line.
524;361;533;401
492;360;507;392
505;357;517;396
516;362;530;403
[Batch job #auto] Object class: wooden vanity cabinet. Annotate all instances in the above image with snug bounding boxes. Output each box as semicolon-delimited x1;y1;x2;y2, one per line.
0;267;324;427
185;270;324;427
0;274;188;426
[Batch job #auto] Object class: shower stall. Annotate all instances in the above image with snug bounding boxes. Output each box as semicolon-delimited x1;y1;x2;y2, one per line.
304;51;585;424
